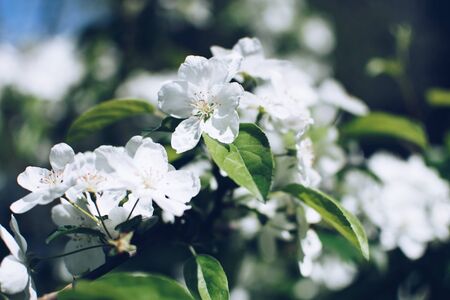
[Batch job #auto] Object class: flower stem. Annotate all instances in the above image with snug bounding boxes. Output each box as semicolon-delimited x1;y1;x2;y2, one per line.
39;244;110;261
126;198;140;221
63;196;100;225
188;245;197;256
90;192;114;240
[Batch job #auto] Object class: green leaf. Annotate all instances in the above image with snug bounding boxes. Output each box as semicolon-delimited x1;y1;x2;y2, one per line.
46;226;105;245
142;116;182;137
283;184;369;260
67;98;154;142
59;272;193;300
318;232;362;263
426;88;450;107
341;112;428;150
183;255;229;300
203;123;274;201
156;116;182;132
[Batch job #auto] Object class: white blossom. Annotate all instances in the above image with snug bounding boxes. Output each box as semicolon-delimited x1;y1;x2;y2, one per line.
342;153;450;260
96;136;201;217
11;143;76;214
158;56;244;153
0;216;36;299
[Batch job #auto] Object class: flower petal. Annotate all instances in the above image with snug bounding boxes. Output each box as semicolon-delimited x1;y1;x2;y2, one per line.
203;111;239;144
63;238;105;276
171;117;202;153
158;80;196;118
178;56;229;88
123;193;154;219
25;278;37;300
232;37;264;57
0;255;29;295
151;170;200;217
157;170;201;204
213;82;242;116
133;139;168;174
95;145;140;188
9;215;27;255
10;195;41;214
49;143;75;171
17;167;50;192
0;225;21;261
151;190;191;217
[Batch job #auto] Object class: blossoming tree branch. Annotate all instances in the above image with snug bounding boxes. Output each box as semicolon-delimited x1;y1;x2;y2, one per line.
2;37;445;300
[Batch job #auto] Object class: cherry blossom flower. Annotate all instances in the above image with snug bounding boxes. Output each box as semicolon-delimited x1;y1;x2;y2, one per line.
96;136;200;217
158;56;244;153
11;143;76;214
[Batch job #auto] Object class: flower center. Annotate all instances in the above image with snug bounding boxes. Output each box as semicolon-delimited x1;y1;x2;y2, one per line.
140;169;163;189
40;170;63;186
192;91;216;120
80;171;106;192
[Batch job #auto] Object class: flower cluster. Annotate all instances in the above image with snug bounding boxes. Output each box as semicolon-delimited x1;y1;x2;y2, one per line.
342;152;450;260
1;136;200;297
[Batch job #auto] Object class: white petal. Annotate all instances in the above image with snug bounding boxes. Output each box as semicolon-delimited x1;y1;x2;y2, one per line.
17;167;50;192
94;191;126;216
51;203;80;227
151;190;191;217
0;255;29;295
171;117;203;153
232;37;264;57
49;143;75;171
209;51;242;81
157;170;201;203
133;139;168;174
95;145;140;187
10;196;40;214
210;45;233;57
125;135;147;157
158;80;196;118
123;195;154;219
178;56;229;88
0;225;21;261
51;199;96;228
213;82;242;116
63;238;105;276
152;170;200;217
25;278;37;300
9;215;27;254
203;111;239;144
